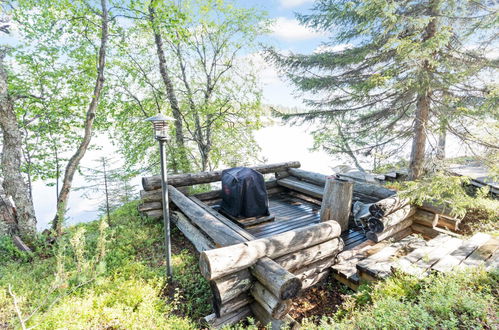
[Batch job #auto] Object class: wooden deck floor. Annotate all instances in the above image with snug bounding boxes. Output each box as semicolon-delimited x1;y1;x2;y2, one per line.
214;192;367;250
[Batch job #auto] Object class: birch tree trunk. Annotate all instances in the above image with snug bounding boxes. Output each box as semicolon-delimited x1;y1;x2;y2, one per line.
0;49;37;236
52;0;109;235
149;3;189;173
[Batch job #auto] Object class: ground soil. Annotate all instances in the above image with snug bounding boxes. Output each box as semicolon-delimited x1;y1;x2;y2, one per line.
288;275;351;323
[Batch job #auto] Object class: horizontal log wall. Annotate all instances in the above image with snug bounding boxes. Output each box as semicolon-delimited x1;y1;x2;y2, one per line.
143;161;300;191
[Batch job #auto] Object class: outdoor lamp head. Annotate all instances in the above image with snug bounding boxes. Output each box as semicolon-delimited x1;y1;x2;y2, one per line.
145;113;175;140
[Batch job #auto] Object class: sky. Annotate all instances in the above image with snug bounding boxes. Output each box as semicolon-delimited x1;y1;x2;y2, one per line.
238;0;330;107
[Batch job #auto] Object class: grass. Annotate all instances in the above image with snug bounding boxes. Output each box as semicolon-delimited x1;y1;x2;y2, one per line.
0;201;211;329
1;201;498;329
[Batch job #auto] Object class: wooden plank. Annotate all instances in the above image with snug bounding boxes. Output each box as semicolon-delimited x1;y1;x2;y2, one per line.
332;273;359;291
407;237;463;276
357;234;426;279
431;233;491;273
484;249;499;270
461;238;499;267
392;234;454;276
143;161;301;190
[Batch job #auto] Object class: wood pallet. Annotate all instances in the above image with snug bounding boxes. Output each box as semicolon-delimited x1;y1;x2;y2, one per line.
333;232;499;290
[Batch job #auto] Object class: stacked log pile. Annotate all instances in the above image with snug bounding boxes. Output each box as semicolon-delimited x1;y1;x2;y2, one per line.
139;162;345;328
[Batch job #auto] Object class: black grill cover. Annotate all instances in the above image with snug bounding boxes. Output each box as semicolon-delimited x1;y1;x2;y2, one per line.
220;167;270;218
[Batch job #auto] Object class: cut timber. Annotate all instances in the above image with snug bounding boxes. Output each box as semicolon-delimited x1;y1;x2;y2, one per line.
431;233;491;273
367;206;415;233
420;201;455;217
413;209;460;232
287;191;322;206
369;196;409;218
357;235;426;279
236;215;275;228
288;168;395;200
275;238;343;271
287;168;329;186
211;270;253;307
140;189;162;203
411;223;462;240
215;293;253;318
333;272;359;291
250;302;299;330
461;238;499;268
251;257;302;300
143;209;162;220
170;211;215;252
293;256;337;283
169;185;245;247
302;270;330;290
142;161;301;190
199;220;341;280
138;201;162;212
277;177;322;199
250;282;291;319
201;307;251;329
366;217;413;243
191;179;279;201
320;178;353;231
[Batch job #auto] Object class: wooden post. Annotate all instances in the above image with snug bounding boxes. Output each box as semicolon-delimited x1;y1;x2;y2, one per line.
320;177;353;232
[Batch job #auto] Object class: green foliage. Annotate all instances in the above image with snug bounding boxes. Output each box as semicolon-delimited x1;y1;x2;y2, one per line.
268;0;499;171
308;269;498;329
110;0;269;174
390;173;499;232
0;201;211;329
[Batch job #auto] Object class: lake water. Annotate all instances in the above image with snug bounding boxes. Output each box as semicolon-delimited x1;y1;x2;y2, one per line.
33;119;471;230
33;120;339;230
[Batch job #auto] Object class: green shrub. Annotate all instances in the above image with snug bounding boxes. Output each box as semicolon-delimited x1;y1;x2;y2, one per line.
309;269;498;329
0;200;211;329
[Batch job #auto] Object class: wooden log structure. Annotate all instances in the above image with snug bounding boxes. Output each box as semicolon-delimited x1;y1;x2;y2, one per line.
250;302;299;330
199;220;342;280
367;205;416;233
320;177;353;231
140;163;357;327
412;209;460;232
366;217;413;243
142;161;301;191
170;211;215;252
369;195;410;218
250;282;291;319
287;168;395;200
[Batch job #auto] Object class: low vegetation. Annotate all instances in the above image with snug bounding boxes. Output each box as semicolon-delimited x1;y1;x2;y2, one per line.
0;202;211;329
1;200;497;329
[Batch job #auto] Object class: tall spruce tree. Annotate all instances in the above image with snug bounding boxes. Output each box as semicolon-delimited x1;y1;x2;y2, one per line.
268;0;498;179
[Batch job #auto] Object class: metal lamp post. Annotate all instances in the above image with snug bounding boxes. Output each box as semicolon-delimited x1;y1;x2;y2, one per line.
146;113;175;280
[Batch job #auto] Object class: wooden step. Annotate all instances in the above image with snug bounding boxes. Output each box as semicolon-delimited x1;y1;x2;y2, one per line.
460;237;499;268
431;233;491;272
391;234;457;277
356;234;426;280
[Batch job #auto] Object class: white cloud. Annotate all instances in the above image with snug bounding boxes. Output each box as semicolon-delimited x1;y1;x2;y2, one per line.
278;0;314;8
314;44;353;54
271;17;327;41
